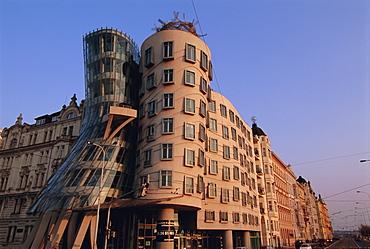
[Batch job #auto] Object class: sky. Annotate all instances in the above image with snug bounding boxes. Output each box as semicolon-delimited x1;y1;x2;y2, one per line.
1;0;369;231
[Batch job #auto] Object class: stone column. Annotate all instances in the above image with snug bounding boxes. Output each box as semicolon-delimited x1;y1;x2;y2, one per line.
157;208;175;249
243;231;251;249
223;230;233;249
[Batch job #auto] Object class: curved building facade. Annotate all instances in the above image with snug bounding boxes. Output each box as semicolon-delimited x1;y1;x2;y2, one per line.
135;27;261;249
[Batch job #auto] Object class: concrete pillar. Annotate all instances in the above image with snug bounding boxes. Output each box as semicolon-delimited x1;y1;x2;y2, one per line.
223;230;233;249
243;231;251;249
157;208;175;249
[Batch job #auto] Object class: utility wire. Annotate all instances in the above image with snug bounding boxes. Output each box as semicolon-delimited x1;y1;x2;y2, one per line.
323;182;370;199
293;152;370;166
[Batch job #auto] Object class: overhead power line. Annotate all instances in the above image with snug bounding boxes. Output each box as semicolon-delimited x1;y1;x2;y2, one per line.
323;183;370;199
293;152;370;166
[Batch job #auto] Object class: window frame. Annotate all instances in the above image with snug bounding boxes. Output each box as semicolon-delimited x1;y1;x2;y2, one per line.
163;69;174;84
222;166;231;181
160;170;173;187
201;51;208;71
162;118;174;134
146;124;155;141
144;46;154;68
163;93;174;109
163;41;174;60
184;123;196;140
209;160;218;175
184;98;195;114
144;149;152;167
199;123;206;142
185;70;196;86
209;138;218;152
161;143;173;160
148;100;157;117
185;148;196;167
186;43;196;62
208;183;217;198
146;73;156;90
184;176;194;194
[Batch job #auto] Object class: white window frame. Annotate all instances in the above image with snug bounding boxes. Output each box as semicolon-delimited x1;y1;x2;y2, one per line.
201;51;208;71
220;211;228;222
199;123;206;141
233;187;240;201
161;143;173;160
221;189;230;203
232;212;240;223
222;125;229;139
184;176;194;194
198;149;205;167
223;145;230;159
184;98;195;114
163;69;174;84
200;77;207;93
223;166;230;181
186;43;196;62
200;100;206;117
209;118;217;131
208;183;217;198
163;93;174;109
184;123;195;140
205;210;215;222
185;148;195;167
220;104;227;117
162;118;174;134
185;70;195;86
209;100;216;112
209;138;218;152
209;160;218;175
160;170;172;187
233;166;240;180
148;100;156;117
163;41;173;60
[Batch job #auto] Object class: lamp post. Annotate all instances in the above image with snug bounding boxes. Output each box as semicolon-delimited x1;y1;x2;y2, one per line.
360;160;370;163
356;202;370;225
87;141;106;249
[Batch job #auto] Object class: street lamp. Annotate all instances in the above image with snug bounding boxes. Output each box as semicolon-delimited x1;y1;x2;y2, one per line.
357;190;370;201
360;160;370;163
87;141;106;249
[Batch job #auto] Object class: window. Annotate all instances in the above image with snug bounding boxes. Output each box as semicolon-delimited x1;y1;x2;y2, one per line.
242;192;247;206
185;148;195;166
185;176;194;194
162;143;173;160
146;124;155;141
209;118;217;131
200;77;207;93
144;149;152;166
184;123;195;140
185;70;195;86
162;118;174;134
148;100;156;117
222;126;229;139
209;160;218;174
235;116;240;128
233;187;240;201
163;69;174;84
220;104;227;117
163;93;174;109
233;212;240;223
67;112;76;119
231;128;237;141
221;189;230;203
139;103;144;118
146;73;155;89
201;51;208;71
220;211;228;222
223;166;231;181
209;100;216;112
160;170;172;187
200;100;206;117
233;166;240;180
144;46;154;67
208;183;217;197
199;123;206;141
198;149;205;166
205;210;215;222
233;147;238;160
184;98;195;114
186;44;196;62
223;145;230;159
209;138;218;152
163;41;173;59
229;110;235;123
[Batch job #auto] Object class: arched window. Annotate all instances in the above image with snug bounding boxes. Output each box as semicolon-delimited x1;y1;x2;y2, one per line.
10;139;17;149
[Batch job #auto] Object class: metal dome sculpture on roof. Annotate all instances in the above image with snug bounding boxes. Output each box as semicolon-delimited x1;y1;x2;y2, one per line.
154;12;202;37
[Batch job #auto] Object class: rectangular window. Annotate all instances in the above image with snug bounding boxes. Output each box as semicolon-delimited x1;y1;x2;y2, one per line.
220;211;228;222
222;126;229;139
148;100;156;117
231;128;237;141
201;51;208;71
184;123;195;140
184;98;195;114
163;93;174;109
220;104;227;117
198;149;205;166
233;166;240;180
186;44;196;62
209;118;217;131
236;116;240;128
146;124;155;141
209;138;218;152
199;123;206;141
162;118;174;134
209;100;216;112
208;183;217;198
185;176;194;194
221;189;230;203
233;187;240;201
242;213;248;223
241;192;247;206
229;110;235;123
223;166;230;181
161;170;172;187
163;41;173;59
146;73;155;89
209;160;218;174
161;143;173;160
185;148;195;166
223;145;230;159
233;147;238;160
233;212;240;223
139;103;144;118
163;69;174;84
144;149;152;167
185;70;195;86
145;47;154;67
205;210;215;222
200;77;207;93
200;100;206;117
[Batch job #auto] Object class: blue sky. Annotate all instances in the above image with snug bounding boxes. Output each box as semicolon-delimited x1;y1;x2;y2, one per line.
1;0;369;231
